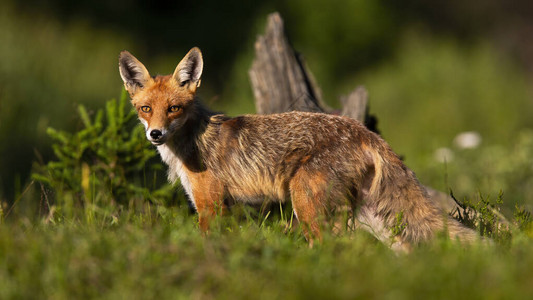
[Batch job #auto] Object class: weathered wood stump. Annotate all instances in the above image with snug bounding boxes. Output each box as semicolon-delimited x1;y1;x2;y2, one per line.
249;12;325;115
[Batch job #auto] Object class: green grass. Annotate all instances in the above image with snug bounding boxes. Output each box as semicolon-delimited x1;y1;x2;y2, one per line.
1;205;533;299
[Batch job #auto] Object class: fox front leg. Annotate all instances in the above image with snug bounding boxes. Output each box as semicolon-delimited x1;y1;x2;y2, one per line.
188;171;226;232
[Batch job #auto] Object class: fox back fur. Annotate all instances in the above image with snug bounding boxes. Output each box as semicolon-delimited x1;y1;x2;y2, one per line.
119;47;478;251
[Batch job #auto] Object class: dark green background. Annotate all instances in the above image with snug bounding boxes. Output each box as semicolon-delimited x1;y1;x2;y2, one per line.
1;0;533;207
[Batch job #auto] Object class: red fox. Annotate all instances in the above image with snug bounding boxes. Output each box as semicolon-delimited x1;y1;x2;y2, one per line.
119;47;478;251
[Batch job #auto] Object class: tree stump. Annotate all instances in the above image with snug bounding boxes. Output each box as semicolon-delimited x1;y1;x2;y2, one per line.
249;13;325;115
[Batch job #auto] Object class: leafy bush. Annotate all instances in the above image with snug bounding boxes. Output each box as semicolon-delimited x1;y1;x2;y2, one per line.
32;91;178;220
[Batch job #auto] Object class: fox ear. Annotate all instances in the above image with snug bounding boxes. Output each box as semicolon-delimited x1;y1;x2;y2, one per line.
119;51;151;95
173;47;203;92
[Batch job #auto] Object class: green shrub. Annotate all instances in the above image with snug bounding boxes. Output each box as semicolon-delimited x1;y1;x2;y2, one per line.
32;91;179;221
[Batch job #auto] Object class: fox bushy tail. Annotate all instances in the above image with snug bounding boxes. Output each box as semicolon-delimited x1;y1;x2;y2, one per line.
364;143;479;247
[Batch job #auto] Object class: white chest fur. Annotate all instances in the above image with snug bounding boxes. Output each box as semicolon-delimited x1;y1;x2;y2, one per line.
157;144;196;209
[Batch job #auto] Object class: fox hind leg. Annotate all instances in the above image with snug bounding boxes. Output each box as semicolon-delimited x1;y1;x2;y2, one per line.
289;169;330;246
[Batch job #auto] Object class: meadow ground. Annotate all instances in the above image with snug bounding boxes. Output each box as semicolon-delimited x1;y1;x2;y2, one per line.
1;202;533;299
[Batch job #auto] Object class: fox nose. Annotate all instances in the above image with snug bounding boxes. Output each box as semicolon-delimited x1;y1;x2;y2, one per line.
150;129;163;140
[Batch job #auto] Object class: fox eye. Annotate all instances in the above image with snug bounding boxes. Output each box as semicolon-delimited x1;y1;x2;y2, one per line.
169;105;182;113
140;106;151;113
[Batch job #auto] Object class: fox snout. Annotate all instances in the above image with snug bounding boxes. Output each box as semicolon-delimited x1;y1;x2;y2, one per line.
143;124;171;145
150;129;163;140
138;118;168;145
148;128;167;145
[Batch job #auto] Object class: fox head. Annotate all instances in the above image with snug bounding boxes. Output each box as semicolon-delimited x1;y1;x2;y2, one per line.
119;48;203;145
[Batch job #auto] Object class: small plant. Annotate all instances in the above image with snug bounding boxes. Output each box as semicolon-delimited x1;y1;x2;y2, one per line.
514;204;533;233
390;211;407;238
32;90;178;221
451;190;514;244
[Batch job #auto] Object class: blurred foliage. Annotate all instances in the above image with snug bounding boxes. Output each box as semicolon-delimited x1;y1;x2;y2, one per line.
1;0;533;214
0;1;134;200
2;1;533;297
279;0;398;98
31;92;179;221
424;130;533;214
355;32;533;169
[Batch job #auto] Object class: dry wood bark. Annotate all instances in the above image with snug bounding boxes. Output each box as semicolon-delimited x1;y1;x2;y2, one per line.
249;12;325;115
248;12;509;225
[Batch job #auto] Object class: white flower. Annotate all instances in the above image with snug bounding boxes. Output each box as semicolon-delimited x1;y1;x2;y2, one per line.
454;131;482;149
